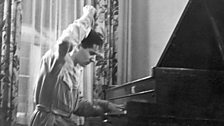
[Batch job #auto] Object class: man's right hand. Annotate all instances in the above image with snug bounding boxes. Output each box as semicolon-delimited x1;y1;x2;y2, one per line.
83;5;96;18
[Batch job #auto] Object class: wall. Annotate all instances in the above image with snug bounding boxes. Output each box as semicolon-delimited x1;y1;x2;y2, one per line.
118;0;188;83
148;0;188;74
131;0;150;80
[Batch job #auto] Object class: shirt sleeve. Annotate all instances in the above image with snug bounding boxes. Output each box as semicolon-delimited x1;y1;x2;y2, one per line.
73;98;105;117
57;6;96;47
33;56;49;104
73;98;124;117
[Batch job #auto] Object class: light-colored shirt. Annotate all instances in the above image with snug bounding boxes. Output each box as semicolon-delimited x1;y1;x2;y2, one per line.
31;6;97;126
34;5;96;112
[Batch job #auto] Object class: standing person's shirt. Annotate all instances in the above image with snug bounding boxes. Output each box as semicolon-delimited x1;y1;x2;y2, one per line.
36;50;81;116
33;5;96;112
31;6;97;126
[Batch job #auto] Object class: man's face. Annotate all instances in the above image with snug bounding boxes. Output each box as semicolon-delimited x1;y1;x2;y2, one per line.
71;44;99;67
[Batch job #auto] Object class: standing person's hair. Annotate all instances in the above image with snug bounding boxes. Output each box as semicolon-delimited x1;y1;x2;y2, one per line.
81;29;103;48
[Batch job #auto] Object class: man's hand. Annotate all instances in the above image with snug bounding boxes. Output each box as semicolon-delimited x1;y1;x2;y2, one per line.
107;102;125;113
83;5;96;18
94;99;125;113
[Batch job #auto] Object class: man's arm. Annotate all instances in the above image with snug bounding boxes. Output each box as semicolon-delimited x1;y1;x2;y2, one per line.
50;5;96;73
73;98;123;117
33;55;51;105
57;5;96;47
73;99;104;117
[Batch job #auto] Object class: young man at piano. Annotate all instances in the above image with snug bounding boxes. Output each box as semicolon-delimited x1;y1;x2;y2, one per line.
30;5;122;126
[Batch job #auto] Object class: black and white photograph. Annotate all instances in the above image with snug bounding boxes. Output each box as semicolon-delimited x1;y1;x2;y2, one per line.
0;0;224;126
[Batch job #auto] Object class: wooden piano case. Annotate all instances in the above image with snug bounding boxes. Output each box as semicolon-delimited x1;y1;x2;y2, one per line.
104;77;155;126
103;0;224;125
154;67;224;122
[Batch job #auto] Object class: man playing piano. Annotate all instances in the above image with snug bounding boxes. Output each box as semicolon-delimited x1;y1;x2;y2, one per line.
30;5;122;126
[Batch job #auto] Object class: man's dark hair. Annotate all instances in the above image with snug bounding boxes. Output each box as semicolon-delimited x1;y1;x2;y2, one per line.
81;29;103;48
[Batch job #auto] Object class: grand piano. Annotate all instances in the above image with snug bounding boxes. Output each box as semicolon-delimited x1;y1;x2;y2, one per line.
104;0;224;125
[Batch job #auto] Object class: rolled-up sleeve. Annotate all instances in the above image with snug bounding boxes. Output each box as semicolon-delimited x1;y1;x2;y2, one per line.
73;98;123;117
57;7;96;47
73;98;105;117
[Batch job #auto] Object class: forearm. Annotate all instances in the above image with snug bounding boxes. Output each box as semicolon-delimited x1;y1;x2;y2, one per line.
57;5;96;46
73;99;104;117
73;99;121;117
77;5;96;30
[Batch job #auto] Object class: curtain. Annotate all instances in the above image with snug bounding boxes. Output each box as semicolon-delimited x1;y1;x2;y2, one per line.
92;0;119;100
0;0;21;125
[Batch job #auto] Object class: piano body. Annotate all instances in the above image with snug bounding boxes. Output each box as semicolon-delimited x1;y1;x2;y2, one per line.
104;0;224;125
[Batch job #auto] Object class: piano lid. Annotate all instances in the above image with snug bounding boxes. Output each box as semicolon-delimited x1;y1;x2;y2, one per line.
156;0;224;70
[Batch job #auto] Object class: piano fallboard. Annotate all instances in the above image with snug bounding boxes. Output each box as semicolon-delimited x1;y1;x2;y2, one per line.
106;77;156;104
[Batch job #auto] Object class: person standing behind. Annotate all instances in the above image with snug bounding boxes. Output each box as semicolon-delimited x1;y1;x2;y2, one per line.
30;5;122;126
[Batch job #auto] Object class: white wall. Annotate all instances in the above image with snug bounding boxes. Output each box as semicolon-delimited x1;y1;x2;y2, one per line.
130;0;188;80
130;0;151;80
148;0;188;74
118;0;188;83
